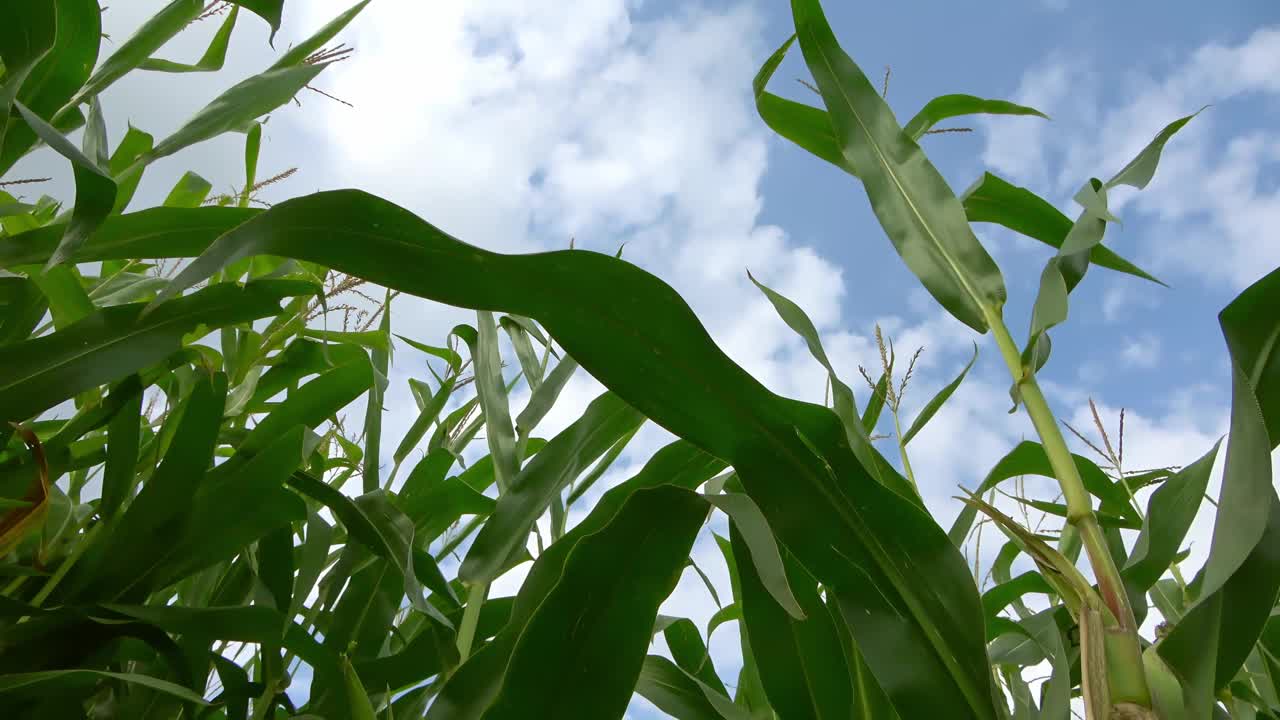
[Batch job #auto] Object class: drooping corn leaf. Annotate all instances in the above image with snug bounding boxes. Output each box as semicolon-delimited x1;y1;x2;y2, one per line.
141;5;240;73
12;101;116;268
789;0;1006;334
636;655;749;720
731;525;854;718
65;0;204;112
747;269;916;502
149;63;326;161
1105;109;1205;191
396;334;464;373
0;669;207;705
475;485;709;719
706;493;804;620
460;391;645;585
752;36;852;175
960;172;1161;285
902;94;1047;141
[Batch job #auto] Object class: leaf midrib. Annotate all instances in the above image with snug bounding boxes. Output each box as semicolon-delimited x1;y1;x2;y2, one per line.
797;22;993;330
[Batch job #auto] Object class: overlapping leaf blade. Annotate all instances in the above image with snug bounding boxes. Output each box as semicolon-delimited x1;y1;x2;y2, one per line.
116;188;1000;720
789;0;1006;334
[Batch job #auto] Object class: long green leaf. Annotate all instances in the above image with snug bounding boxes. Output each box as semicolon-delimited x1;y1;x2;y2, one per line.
391;377;456;479
458;315;520;492
713;534;773;718
500;315;544;391
636;655;750;720
732;526;854;719
108;124;156;214
664;617;728;695
148;428;308;590
81;97;109;170
706;493;804;620
100;378;144;519
397;464;496;543
269;0;371;70
753;36;853;176
960;172;1161;285
342;655;379;720
460;391;645;584
1201;268;1280;590
63;0;203;112
60;372;226;602
514;352;579;443
1105;109;1204;190
0;669;207;705
396;334;463;373
0;206;256;268
427;440;725;719
13;100;117;268
902;94;1047;140
0;279;310;422
902;343;977;445
789;0;1006;334
748;270;915;502
477;485;709;719
238;354;372;455
149;63;325;161
1122;442;1220;592
1157;592;1222;719
363;289;391;491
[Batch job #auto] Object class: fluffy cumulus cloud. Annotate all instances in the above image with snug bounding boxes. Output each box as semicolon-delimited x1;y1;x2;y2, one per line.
294;0;862;398
981;25;1280;292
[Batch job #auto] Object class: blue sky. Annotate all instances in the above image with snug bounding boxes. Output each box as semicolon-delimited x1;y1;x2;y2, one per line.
9;0;1280;715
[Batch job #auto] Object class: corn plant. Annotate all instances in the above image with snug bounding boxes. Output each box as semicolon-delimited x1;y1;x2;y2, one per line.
1;1;1278;719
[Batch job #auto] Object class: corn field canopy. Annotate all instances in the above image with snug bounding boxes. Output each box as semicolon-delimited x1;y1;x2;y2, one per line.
1;1;1278;719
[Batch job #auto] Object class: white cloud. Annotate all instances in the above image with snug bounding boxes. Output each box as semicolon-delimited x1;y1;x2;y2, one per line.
980;25;1280;290
1119;333;1161;369
1100;279;1162;323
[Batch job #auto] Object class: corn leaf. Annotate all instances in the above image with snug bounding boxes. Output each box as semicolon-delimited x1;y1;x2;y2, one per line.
790;0;1006;334
902;94;1047;141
